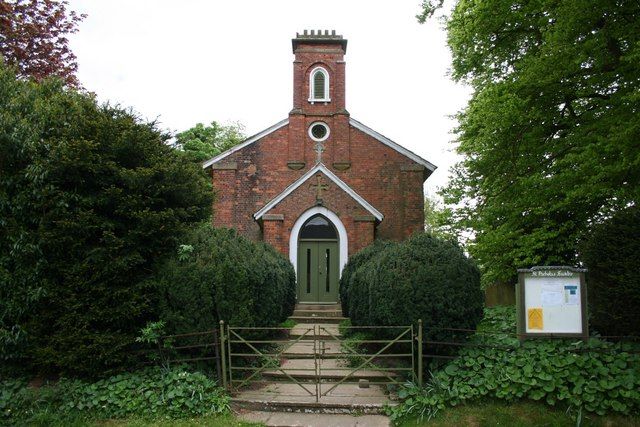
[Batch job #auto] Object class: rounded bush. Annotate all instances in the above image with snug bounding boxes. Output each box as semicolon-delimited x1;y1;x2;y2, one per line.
347;233;484;344
339;240;396;316
155;226;296;334
580;206;640;337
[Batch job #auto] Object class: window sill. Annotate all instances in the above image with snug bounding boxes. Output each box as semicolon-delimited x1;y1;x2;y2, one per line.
308;98;331;104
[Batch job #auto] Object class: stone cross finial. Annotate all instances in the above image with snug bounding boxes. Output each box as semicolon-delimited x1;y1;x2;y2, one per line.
310;174;329;201
314;140;325;164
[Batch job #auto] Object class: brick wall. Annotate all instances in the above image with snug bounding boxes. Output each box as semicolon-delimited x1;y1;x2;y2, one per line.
210;33;427;262
211;122;426;257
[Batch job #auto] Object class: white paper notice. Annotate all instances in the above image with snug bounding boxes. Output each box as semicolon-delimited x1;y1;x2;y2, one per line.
564;285;579;305
541;283;564;307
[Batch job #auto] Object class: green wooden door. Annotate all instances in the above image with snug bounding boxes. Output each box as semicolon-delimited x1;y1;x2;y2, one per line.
298;241;339;302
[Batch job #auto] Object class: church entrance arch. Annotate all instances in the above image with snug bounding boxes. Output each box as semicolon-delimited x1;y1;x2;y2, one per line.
289;207;347;303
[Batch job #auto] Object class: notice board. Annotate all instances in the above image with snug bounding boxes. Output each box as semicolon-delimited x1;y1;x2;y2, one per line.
516;266;588;340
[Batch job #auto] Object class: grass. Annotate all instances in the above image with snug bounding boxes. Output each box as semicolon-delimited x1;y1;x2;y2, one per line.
279;319;297;328
103;414;261;426
20;404;640;427
397;401;640;427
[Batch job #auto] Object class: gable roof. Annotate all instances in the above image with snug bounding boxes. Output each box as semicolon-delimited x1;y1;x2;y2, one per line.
253;163;384;221
202;118;289;169
349;118;437;173
201;117;437;172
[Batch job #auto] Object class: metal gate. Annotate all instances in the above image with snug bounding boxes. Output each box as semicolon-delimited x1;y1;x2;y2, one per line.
219;320;422;400
316;324;414;397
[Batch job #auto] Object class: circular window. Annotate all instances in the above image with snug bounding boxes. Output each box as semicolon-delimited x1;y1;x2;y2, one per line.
308;122;330;142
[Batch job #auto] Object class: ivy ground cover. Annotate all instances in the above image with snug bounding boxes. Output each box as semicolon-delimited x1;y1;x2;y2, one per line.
389;307;640;422
1;367;229;425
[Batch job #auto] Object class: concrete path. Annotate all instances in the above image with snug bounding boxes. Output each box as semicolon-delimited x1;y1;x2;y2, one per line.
234;382;389;404
231;304;396;419
238;411;390;427
290;323;341;338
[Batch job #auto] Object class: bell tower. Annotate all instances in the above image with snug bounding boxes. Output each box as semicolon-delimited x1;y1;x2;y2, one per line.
287;30;351;171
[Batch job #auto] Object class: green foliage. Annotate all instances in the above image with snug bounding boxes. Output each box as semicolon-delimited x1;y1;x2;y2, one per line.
397;400;640;427
1;368;229;424
0;65;212;376
424;0;640;286
580;205;640;337
279;319;297;329
423;195;451;238
339;332;370;368
339;239;395;317
476;306;516;335
345;233;484;346
154;226;296;334
175;121;245;162
135;321;166;345
416;0;444;23
388;307;640;422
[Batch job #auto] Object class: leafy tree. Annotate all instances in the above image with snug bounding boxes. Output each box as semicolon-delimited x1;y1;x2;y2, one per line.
0;65;212;376
419;0;640;286
0;0;85;87
423;194;452;238
175;121;245;162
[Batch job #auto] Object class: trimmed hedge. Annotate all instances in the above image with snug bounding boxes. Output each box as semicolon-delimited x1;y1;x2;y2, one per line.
580;206;640;337
154;226;296;334
0;66;211;377
339;240;396;317
343;233;484;344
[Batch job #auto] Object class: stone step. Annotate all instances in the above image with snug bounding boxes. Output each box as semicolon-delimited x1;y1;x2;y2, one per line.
280;341;354;359
261;358;398;383
289;315;348;324
261;369;398;382
292;309;343;317
232;398;393;415
295;303;342;311
237;411;391;427
231;383;395;415
281;340;342;357
290;324;341;339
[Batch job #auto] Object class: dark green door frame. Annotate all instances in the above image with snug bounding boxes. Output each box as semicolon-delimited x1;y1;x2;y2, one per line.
298;240;339;303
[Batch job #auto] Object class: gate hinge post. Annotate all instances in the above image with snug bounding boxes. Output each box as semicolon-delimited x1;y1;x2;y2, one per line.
417;319;423;388
219;320;228;390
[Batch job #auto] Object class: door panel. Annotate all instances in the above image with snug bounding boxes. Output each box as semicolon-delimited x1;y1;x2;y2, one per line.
318;242;339;302
298;241;339;303
298;242;319;302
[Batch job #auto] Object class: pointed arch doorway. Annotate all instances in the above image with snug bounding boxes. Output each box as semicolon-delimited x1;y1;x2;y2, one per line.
290;207;347;303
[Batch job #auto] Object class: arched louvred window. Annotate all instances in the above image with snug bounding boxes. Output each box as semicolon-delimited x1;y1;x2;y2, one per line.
309;67;330;102
299;215;337;240
313;71;325;99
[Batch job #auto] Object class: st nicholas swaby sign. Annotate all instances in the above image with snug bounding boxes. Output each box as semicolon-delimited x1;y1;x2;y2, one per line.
516;266;588;340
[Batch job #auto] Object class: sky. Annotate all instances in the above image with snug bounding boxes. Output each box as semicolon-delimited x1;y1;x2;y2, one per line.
67;0;471;196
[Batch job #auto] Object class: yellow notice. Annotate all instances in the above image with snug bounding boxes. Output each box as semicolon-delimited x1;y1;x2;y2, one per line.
528;308;544;330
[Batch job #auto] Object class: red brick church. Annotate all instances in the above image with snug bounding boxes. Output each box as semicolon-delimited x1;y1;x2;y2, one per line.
203;31;436;303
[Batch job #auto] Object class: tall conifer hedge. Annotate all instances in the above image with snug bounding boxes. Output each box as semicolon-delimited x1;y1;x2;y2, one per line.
0;66;212;377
